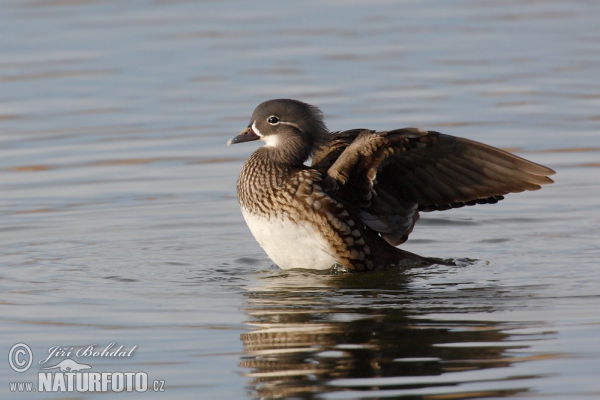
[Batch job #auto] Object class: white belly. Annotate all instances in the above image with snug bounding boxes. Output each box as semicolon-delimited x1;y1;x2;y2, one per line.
241;208;338;270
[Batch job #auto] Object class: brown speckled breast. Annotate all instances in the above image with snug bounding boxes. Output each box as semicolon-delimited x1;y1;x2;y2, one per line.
237;148;376;271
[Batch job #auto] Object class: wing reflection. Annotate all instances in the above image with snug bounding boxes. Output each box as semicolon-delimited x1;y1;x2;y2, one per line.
240;267;551;399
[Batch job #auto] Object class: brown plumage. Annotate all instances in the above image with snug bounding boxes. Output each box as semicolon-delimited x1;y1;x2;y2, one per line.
228;99;555;271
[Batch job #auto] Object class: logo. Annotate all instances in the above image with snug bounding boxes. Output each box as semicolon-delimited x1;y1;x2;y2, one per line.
7;343;165;393
8;343;33;373
40;359;91;372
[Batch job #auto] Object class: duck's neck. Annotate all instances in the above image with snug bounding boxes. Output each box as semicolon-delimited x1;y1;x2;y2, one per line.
237;148;295;215
263;134;313;166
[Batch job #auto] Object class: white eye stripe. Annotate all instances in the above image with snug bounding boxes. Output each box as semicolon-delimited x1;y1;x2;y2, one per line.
279;121;300;130
262;118;301;131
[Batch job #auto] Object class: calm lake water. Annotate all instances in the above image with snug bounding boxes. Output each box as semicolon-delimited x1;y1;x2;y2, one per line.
1;0;599;398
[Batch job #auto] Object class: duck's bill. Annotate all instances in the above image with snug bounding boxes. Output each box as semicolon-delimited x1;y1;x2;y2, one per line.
227;127;260;146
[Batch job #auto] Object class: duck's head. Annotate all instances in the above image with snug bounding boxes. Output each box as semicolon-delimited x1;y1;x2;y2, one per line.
228;99;329;165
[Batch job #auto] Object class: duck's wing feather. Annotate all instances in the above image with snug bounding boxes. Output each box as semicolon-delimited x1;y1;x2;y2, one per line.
312;128;555;246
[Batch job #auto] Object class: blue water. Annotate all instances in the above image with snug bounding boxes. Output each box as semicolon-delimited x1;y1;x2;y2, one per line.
1;1;599;398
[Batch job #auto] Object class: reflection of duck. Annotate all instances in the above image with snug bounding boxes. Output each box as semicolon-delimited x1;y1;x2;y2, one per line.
229;99;555;271
240;270;544;398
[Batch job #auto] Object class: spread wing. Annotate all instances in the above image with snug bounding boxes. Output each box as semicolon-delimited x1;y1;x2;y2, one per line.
312;128;555;246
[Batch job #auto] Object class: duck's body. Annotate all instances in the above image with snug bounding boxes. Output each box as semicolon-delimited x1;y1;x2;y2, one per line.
228;99;555;271
237;150;340;270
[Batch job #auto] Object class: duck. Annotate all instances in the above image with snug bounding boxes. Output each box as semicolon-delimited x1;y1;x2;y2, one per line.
228;99;555;271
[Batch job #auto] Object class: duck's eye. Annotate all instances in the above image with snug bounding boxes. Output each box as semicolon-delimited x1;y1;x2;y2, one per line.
267;116;279;124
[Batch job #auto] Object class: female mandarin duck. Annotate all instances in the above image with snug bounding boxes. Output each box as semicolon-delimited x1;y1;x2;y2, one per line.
228;99;555;271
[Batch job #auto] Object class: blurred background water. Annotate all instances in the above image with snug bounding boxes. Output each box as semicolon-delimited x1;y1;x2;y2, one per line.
1;0;599;398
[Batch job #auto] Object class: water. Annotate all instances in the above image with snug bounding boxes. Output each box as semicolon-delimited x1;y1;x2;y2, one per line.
1;0;599;398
